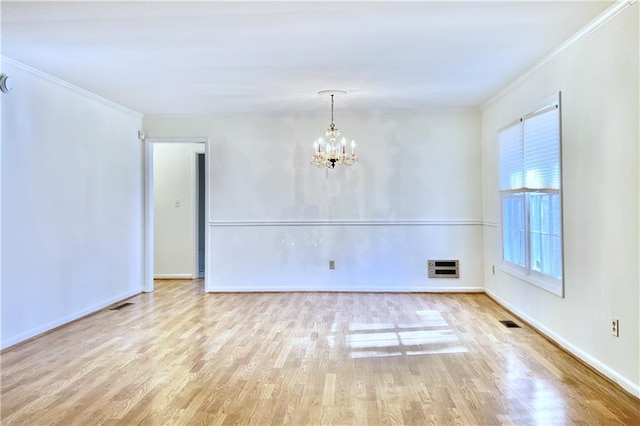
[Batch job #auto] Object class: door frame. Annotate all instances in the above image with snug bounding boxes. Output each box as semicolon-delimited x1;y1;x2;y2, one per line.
143;137;210;293
194;151;206;279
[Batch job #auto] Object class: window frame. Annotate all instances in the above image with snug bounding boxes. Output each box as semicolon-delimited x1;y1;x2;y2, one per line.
498;93;564;297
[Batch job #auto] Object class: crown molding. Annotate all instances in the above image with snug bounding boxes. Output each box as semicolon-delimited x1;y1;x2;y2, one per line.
480;0;636;111
1;56;143;118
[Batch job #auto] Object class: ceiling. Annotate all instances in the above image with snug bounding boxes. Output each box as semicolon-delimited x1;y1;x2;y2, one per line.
2;1;613;116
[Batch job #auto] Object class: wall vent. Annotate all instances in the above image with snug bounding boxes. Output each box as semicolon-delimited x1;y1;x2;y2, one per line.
428;260;459;278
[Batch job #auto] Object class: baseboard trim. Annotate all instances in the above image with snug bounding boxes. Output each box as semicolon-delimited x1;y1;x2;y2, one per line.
1;289;141;351
485;289;640;399
154;274;194;279
206;285;486;293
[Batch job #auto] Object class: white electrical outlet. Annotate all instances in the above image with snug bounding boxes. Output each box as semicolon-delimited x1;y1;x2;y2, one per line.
329;260;335;270
612;319;619;337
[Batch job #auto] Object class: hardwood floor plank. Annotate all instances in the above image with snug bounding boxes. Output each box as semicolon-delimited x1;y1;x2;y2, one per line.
1;280;639;425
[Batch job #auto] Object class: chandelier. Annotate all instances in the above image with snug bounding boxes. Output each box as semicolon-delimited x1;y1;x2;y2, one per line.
311;90;358;169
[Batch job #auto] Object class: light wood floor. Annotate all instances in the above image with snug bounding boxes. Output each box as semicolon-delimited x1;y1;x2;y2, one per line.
1;280;638;425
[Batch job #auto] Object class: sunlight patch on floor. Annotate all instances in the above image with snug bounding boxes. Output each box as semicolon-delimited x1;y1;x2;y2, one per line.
327;310;467;359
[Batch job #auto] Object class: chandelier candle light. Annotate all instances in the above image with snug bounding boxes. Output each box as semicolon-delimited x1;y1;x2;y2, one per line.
311;90;358;169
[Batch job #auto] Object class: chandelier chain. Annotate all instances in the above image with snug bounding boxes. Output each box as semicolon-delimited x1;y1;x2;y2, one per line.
330;94;334;127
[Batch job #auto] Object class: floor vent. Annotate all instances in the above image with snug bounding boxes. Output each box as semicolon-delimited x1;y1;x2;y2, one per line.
500;320;521;328
110;302;134;311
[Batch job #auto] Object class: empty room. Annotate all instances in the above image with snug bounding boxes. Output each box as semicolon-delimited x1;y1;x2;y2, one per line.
1;1;639;424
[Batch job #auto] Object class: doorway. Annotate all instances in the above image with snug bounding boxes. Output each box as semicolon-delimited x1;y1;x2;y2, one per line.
144;137;210;293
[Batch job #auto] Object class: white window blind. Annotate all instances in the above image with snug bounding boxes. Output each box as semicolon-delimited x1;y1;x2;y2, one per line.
499;122;523;190
524;106;560;189
499;106;560;191
498;95;563;296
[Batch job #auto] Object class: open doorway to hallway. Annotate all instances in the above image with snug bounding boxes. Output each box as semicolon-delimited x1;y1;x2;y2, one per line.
144;137;209;293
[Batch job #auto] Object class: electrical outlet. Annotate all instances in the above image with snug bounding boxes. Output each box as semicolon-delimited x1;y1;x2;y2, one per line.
612;319;619;337
329;260;335;270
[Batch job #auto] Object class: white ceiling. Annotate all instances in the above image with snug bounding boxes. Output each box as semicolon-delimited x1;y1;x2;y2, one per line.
2;1;613;115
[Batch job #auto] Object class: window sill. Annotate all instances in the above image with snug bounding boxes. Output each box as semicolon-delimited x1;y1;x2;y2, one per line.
499;263;564;298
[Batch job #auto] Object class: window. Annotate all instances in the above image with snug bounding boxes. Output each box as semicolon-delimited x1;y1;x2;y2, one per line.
498;94;563;296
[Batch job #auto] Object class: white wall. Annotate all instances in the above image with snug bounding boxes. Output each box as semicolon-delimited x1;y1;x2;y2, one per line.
153;143;203;278
481;4;639;395
1;59;143;349
0;59;4;340
144;110;484;292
